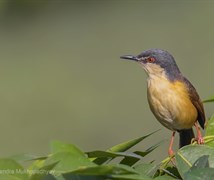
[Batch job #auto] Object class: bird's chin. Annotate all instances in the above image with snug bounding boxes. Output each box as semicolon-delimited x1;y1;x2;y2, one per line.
138;61;146;68
138;62;148;73
138;61;145;65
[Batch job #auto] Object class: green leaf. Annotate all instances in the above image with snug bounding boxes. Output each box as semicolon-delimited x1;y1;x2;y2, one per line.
0;158;29;180
63;174;103;180
63;164;151;179
93;130;159;165
29;141;82;174
154;175;176;180
184;168;214;180
50;140;85;156
28;141;96;178
86;150;142;159
119;155;140;167
30;162;58;180
120;141;163;166
134;163;159;177
87;150;143;166
9;154;46;163
205;115;214;136
111;174;152;180
0;175;27;180
191;155;210;168
181;155;210;180
9;154;37;162
161;166;180;179
28;159;46;172
205;115;214;147
67;164;138;175
43;147;95;174
108;130;159;152
175;152;192;179
175;145;214;178
203;95;214;103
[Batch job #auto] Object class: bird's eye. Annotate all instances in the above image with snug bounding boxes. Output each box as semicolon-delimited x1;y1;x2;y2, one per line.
147;57;155;63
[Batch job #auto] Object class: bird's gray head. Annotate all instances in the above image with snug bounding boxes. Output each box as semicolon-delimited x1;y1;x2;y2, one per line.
120;49;182;81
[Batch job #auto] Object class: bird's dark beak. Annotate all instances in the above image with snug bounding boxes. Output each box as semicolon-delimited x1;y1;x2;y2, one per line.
120;55;139;62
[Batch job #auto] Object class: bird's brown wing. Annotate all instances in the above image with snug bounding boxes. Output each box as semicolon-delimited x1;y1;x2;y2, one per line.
183;77;206;129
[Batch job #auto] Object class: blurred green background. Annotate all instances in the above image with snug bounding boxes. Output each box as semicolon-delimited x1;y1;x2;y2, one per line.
0;0;213;161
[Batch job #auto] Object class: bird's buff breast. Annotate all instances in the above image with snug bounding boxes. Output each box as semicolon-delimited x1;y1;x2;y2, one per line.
147;76;197;131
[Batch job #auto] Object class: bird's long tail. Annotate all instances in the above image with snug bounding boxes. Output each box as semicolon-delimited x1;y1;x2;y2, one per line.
179;128;195;148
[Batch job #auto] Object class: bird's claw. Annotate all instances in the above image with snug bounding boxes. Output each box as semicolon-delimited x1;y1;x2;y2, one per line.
168;149;174;157
196;135;204;144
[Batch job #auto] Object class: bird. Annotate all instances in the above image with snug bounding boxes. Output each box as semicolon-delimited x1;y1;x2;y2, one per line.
120;49;206;156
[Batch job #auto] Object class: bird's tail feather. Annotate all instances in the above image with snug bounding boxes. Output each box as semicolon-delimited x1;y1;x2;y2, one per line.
179;128;195;148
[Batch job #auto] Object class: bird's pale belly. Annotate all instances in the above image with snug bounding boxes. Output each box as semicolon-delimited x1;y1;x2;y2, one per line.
147;77;197;131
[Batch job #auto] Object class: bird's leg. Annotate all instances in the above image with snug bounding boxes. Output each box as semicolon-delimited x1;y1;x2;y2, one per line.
168;131;176;156
194;122;204;144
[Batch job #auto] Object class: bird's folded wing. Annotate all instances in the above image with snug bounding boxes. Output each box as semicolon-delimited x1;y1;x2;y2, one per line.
184;77;206;129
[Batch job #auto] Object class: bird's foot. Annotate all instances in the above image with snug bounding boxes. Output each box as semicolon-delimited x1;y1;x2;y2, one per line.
167;150;176;166
168;148;174;157
196;135;204;144
168;131;176;165
194;122;204;145
168;131;175;157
